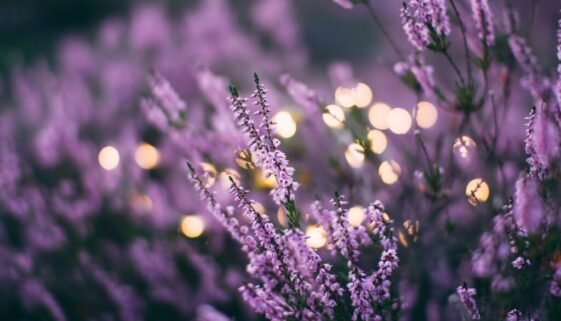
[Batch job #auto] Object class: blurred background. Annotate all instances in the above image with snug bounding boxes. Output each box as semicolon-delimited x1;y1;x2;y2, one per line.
1;0;561;320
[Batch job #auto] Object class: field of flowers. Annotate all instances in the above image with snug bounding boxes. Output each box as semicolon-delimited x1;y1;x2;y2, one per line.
0;0;560;320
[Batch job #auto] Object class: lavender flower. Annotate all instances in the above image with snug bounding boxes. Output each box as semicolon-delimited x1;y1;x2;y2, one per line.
423;0;451;36
229;78;299;205
332;0;353;10
524;102;561;178
506;309;521;321
279;74;320;115
556;14;561;109
456;284;481;320
511;256;526;269
187;163;250;245
550;265;561;297
470;0;495;46
508;35;550;98
400;3;430;51
146;71;188;127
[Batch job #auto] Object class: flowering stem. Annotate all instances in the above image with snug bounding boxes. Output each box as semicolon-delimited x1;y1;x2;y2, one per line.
449;0;473;83
363;1;406;61
443;49;465;85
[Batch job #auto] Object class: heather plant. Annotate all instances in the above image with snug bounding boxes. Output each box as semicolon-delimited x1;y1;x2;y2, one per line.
2;0;561;320
0;1;311;319
173;0;561;320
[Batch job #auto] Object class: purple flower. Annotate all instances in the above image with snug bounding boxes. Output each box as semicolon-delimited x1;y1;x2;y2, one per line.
514;174;544;235
229;78;299;205
550;265;561;297
146;71;188;127
508;36;550;98
506;309;521;321
470;0;495;45
523;101;561;178
400;3;430;51
511;256;525;269
332;0;353;10
456;284;481;320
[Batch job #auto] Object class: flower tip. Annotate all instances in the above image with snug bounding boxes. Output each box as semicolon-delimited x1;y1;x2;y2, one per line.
229;84;239;97
253;72;260;85
186;161;195;173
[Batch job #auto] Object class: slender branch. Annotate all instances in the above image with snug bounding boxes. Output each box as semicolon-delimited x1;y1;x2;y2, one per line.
449;0;472;83
443;50;465;85
363;0;406;60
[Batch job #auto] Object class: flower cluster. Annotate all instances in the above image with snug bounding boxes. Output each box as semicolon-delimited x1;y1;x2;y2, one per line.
470;0;495;46
456;284;481;320
188;75;400;321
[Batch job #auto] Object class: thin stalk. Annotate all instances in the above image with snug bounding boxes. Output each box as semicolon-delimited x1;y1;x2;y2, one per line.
449;0;473;83
364;1;406;60
443;49;465;85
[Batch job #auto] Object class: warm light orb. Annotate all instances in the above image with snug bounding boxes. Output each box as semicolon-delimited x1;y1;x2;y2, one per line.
277;207;288;226
200;162;217;187
98;146;120;170
335;86;356;108
387;108;412;134
453;136;477;159
398;231;409;247
379;160;401;185
219;168;241;188
403;219;420;242
415;101;438;129
235;150;256;170
348;206;365;227
272;111;297;138
305;225;327;248
368;102;392;130
354;83;373;108
255;170;278;189
180;215;205;238
129;193;153;213
252;202;266;216
345;143;365;168
367;129;387;154
335;83;373;108
322;104;346;129
465;178;490;206
134;143;160;170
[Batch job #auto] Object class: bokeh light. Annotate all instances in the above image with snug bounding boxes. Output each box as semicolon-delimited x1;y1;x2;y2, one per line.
335;83;372;108
252;202;266;216
335;86;355;108
200;162;218;187
368;102;391;130
345;143;365;168
98;145;120;171
348;205;365;227
134;143;160;170
322;104;346;129
272;111;297;138
277;207;288;226
387;108;412;134
453;136;477;160
367;129;387;154
415;101;438;129
354;83;373;108
379;160;401;185
219;168;241;188
235;150;256;170
465;178;490;206
180;215;205;238
255;170;277;189
305;225;327;248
